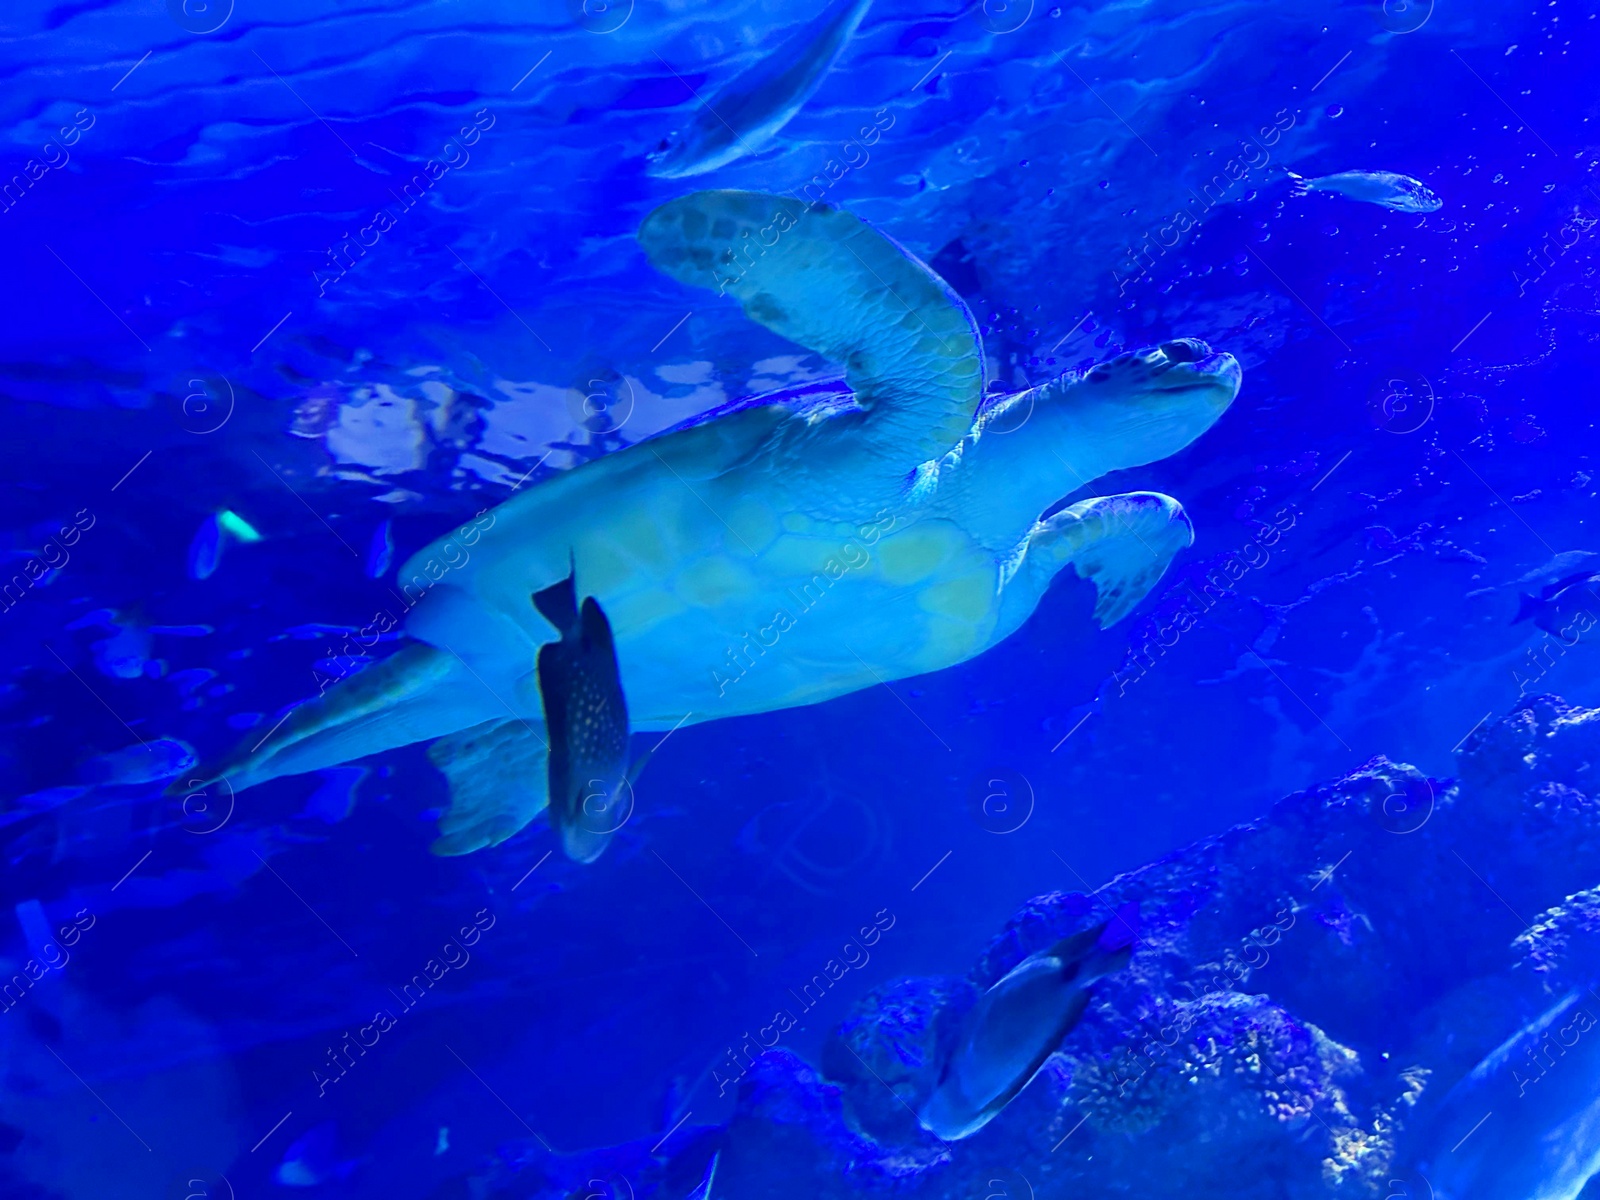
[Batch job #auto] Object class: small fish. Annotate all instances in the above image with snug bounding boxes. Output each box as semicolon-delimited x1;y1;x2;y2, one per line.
1413;989;1600;1200
276;1120;360;1188
216;509;262;543
187;509;263;580
81;738;198;786
1514;570;1600;641
275;623;360;641
14;785;88;812
919;905;1138;1141
169;668;217;698
434;1126;449;1156
1519;550;1600;585
1286;168;1442;213
366;519;394;579
93;624;153;679
68;608;153;678
187;515;222;581
647;0;875;178
533;569;644;863
69;609;212;679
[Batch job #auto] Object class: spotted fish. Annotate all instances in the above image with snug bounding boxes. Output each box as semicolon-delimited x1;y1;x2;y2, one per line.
533;570;638;863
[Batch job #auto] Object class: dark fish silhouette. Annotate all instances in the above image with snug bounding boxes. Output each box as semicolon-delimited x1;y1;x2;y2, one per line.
919;904;1138;1140
1413;989;1600;1200
1514;570;1600;641
533;570;638;863
647;0;875;178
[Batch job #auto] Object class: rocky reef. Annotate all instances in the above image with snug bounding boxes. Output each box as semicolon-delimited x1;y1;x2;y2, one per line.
447;695;1600;1199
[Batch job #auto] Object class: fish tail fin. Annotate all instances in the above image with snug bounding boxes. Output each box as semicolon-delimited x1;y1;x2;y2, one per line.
1285;168;1310;196
1083;901;1139;981
1049;901;1139;983
1513;592;1542;624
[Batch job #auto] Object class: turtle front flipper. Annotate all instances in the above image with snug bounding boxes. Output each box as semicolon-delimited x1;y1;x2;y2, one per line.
1005;492;1194;629
638;190;984;465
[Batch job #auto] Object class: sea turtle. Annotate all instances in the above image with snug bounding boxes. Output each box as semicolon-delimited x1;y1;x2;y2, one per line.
195;190;1240;858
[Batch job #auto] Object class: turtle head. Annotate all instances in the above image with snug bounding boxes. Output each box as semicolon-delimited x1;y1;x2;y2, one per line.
1066;338;1240;470
956;338;1238;543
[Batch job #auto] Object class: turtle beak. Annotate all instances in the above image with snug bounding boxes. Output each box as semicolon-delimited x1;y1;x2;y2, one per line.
1150;340;1241;413
1055;339;1239;475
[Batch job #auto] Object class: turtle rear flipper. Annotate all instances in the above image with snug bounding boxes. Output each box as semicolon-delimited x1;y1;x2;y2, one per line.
172;643;486;795
428;719;550;856
638;190;984;464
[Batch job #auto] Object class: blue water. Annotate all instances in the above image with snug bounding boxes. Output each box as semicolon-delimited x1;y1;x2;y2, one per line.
3;0;1600;1196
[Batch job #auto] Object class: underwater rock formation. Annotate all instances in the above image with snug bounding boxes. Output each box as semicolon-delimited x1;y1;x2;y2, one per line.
454;695;1600;1199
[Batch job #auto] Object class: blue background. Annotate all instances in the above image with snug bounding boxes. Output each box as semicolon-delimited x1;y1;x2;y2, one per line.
0;0;1596;1195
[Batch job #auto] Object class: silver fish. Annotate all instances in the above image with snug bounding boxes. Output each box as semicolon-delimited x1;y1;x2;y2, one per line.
648;0;875;178
1514;570;1600;642
1287;169;1442;213
919;905;1137;1141
1413;989;1600;1200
